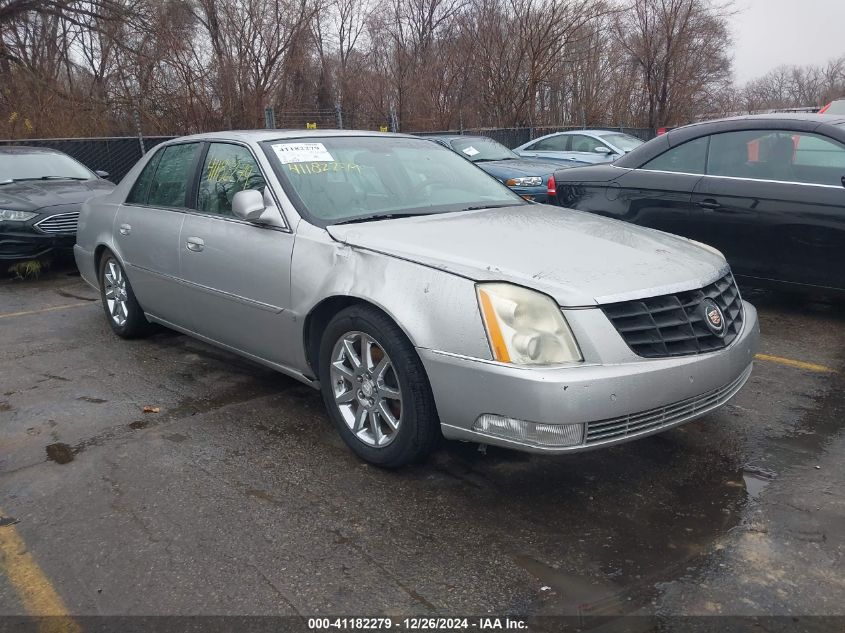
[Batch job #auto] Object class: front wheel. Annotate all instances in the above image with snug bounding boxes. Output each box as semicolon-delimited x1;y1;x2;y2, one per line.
318;305;440;467
98;252;151;338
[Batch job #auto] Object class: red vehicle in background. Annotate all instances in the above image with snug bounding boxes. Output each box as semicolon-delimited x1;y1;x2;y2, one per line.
819;99;845;115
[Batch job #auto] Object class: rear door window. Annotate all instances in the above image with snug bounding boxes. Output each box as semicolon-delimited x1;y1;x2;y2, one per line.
147;143;200;208
707;130;845;186
792;134;845;181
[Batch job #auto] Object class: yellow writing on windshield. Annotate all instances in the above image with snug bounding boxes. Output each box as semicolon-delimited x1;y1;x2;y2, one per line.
287;162;362;175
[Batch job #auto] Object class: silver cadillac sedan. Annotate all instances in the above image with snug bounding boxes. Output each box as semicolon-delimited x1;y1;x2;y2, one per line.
75;130;760;467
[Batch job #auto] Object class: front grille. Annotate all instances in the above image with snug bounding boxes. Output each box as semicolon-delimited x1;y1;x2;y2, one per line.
585;364;752;445
600;271;744;358
34;212;79;234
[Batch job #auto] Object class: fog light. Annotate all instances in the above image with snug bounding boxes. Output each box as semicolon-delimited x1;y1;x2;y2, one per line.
472;414;584;447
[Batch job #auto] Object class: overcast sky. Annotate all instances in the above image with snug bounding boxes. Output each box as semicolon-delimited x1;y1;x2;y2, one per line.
730;0;845;84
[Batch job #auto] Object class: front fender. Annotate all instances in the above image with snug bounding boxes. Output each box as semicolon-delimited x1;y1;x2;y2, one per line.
290;223;493;368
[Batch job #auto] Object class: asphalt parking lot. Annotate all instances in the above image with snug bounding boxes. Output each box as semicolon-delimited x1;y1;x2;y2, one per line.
1;263;844;625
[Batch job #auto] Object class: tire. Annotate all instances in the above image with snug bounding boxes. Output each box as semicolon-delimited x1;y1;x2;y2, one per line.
98;251;151;339
318;305;440;467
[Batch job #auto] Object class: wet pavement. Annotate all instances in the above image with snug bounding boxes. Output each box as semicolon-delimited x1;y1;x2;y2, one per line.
1;265;844;622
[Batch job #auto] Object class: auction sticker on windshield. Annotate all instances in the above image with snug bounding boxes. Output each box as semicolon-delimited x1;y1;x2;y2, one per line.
462;146;480;157
272;142;335;164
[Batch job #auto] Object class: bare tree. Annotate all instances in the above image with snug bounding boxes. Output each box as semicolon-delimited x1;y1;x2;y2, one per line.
614;0;733;127
742;57;845;112
0;0;766;140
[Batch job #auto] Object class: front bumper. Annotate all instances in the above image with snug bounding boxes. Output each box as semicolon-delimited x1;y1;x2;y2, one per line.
0;229;75;261
508;185;548;203
420;301;760;454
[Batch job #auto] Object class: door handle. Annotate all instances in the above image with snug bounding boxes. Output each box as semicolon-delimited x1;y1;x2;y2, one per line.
119;223;131;235
186;237;204;252
697;199;722;210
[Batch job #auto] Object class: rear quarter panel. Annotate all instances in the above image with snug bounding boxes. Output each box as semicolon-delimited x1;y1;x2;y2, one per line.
556;181;622;214
75;197;119;284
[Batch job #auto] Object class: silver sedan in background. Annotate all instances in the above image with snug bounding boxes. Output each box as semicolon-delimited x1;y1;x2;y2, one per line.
74;131;759;467
513;129;644;164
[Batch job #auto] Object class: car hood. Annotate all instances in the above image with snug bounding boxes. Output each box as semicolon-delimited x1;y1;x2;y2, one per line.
474;159;560;180
0;179;114;211
327;205;727;306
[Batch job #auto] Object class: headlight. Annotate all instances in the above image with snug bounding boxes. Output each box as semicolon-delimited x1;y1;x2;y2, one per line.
0;209;37;222
505;177;542;187
476;283;582;365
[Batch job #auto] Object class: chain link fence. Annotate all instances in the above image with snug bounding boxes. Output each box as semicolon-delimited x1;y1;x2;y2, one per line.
272;109;340;129
0;136;175;183
1;125;657;183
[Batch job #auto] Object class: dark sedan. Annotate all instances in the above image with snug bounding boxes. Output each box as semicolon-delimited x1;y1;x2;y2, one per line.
424;135;584;203
553;113;845;294
0;147;114;261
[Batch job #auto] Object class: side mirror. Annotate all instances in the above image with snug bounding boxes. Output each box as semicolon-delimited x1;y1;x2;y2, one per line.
593;147;612;155
95;170;110;178
232;189;267;222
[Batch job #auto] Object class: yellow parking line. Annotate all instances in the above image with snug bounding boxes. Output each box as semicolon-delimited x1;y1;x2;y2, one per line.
755;353;835;373
0;303;91;320
0;511;80;632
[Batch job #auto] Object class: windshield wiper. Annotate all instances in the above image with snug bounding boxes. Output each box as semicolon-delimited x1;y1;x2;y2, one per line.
459;203;520;212
12;176;89;182
332;212;435;225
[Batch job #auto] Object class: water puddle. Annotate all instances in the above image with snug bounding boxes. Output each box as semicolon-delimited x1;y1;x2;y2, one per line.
54;285;97;301
45;442;74;464
742;466;776;500
513;554;630;616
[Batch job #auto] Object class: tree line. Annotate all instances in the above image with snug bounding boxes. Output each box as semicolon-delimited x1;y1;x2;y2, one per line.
0;0;843;140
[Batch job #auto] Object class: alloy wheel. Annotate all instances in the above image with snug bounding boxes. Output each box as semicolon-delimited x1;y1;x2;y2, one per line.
103;259;129;327
330;331;403;447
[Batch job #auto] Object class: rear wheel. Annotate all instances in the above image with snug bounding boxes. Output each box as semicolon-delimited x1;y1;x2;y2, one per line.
98;252;151;338
319;305;440;467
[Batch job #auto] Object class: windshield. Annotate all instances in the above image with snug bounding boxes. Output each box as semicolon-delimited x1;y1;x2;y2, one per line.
0;151;96;181
263;136;522;225
449;137;516;162
598;133;644;152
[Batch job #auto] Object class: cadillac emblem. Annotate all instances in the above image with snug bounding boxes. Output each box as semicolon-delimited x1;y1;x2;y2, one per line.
701;299;726;337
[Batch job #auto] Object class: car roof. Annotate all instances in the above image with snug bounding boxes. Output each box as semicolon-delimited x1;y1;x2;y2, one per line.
663;113;845;141
615;113;845;168
533;129;622;139
419;135;492;143
168;129;419;144
515;129;635;150
0;146;66;155
681;112;845;127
